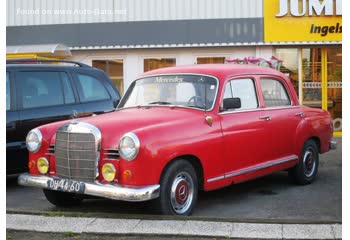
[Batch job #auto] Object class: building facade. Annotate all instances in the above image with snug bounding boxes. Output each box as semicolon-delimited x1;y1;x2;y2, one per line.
6;0;342;135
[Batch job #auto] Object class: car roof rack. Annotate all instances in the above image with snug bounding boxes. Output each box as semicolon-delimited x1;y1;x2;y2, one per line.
6;59;91;68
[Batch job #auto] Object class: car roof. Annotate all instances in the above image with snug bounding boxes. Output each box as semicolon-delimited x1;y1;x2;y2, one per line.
140;64;286;80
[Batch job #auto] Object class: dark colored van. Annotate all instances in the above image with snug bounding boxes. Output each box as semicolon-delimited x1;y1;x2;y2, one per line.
6;59;121;175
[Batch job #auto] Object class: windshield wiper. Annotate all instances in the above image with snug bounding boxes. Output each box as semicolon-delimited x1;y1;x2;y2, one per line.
148;101;172;105
187;105;205;109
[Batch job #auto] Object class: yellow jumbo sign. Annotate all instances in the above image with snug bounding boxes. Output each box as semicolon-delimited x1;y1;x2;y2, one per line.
264;0;342;42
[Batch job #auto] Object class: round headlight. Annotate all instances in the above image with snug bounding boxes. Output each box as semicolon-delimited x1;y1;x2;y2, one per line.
37;157;49;174
118;132;140;161
102;163;116;182
26;129;42;153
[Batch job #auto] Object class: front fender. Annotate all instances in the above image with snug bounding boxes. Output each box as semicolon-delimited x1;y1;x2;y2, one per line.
118;116;225;188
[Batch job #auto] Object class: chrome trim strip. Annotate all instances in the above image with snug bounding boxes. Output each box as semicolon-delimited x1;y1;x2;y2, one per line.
218;106;301;116
263;106;301;111
118;73;220;112
18;173;160;202
225;155;298;179
207;175;225;183
207;155;298;183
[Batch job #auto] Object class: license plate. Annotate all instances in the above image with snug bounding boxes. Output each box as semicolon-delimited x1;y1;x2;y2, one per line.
47;178;85;194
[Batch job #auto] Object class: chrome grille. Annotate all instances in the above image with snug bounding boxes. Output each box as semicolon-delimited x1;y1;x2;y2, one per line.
54;122;101;182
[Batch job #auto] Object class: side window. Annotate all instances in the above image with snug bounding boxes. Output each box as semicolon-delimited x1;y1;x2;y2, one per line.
222;78;258;111
6;72;10;111
231;79;258;109
17;71;66;109
61;73;75;104
261;78;291;107
76;73;110;102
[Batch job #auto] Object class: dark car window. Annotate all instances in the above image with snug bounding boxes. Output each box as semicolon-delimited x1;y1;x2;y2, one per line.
17;71;67;109
6;72;10;111
261;78;291;107
76;73;110;102
223;78;258;110
61;72;75;104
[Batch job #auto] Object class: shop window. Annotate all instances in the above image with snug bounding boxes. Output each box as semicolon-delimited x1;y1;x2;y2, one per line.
92;60;124;93
144;58;176;72
197;57;225;64
275;49;299;95
302;48;322;109
327;47;342;132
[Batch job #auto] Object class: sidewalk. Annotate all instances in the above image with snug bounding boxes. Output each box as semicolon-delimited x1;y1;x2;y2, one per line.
7;213;341;239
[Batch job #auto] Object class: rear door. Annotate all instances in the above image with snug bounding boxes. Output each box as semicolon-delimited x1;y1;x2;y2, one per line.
259;76;303;162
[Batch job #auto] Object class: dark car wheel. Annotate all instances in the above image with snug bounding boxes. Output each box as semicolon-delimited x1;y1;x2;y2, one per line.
156;160;198;216
43;189;83;207
289;139;319;185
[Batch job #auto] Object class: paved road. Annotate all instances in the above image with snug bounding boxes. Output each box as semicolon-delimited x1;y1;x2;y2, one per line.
6;138;341;222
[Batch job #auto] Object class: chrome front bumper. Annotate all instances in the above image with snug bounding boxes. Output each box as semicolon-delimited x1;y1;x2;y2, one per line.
330;140;337;150
18;173;160;202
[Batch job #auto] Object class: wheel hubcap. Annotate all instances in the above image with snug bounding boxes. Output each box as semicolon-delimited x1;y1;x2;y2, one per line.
170;172;194;214
303;148;316;178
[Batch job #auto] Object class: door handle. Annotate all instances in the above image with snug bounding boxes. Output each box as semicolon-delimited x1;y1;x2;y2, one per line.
259;115;271;121
295;112;304;117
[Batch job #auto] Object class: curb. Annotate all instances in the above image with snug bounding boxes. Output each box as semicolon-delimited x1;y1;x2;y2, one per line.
6;213;342;239
6;209;342;225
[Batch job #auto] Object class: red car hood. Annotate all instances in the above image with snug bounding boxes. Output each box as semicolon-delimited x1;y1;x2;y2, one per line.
76;106;204;144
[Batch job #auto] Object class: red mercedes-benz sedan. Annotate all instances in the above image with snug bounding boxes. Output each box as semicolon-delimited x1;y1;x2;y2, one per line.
19;64;335;215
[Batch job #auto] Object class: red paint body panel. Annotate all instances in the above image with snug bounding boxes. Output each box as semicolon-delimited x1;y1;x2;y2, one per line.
28;65;333;193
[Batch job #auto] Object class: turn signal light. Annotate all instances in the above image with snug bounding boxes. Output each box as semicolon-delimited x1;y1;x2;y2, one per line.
122;170;132;180
28;160;36;170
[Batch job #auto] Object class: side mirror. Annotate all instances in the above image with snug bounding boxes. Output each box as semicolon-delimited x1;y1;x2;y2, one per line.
222;97;241;111
113;98;120;108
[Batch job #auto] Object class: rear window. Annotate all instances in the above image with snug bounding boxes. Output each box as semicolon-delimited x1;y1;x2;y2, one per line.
261;78;291;107
76;73;110;102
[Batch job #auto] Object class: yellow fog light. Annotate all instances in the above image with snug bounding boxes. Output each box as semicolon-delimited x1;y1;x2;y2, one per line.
102;163;116;182
37;157;49;174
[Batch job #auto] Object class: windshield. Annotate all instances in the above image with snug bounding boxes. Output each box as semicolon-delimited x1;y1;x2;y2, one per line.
118;75;218;110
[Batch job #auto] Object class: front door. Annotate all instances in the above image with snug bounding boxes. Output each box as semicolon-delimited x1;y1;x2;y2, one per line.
219;77;267;181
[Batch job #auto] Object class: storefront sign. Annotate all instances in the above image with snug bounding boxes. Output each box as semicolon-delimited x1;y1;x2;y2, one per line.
264;0;342;42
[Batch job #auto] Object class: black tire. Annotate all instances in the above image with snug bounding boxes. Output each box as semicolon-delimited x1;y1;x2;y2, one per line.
43;189;83;207
289;139;319;185
156;159;198;216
